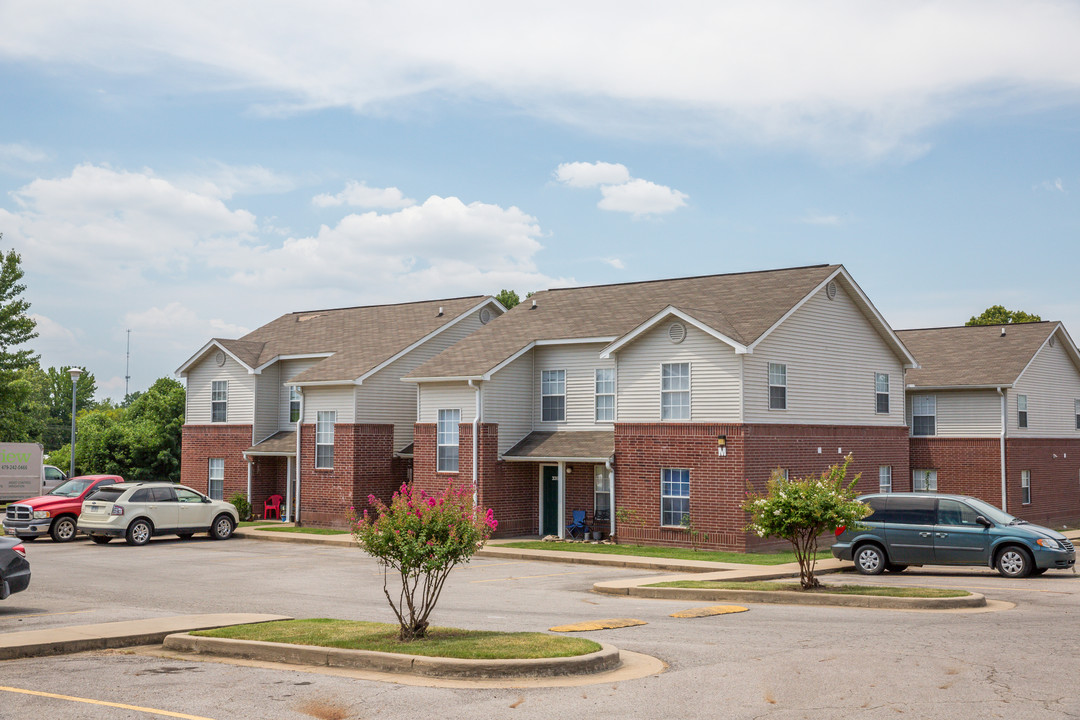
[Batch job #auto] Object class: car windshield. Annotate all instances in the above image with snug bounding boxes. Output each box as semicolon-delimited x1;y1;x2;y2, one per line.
47;479;94;497
962;496;1018;525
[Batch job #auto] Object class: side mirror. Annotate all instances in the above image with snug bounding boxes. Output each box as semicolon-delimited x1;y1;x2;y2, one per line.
202;497;212;504
975;515;992;528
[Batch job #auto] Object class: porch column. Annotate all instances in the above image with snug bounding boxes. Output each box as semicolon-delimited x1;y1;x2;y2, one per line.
557;460;566;539
608;462;615;537
284;456;294;523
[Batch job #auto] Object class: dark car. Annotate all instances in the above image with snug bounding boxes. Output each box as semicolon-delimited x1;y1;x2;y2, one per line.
832;493;1076;578
0;537;30;599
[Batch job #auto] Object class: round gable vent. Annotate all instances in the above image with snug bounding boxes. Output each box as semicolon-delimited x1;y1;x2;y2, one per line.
1049;335;1056;347
669;322;687;344
479;308;492;325
825;281;837;300
215;351;226;366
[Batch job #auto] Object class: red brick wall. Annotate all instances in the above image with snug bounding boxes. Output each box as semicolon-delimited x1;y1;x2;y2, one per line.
298;423;397;528
1006;438;1080;526
180;425;252;499
909;438;1001;504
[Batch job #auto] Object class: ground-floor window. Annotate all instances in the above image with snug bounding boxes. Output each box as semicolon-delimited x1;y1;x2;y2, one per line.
913;468;937;492
208;458;224;500
594;466;611;520
1021;470;1031;505
661;468;689;527
879;466;892;493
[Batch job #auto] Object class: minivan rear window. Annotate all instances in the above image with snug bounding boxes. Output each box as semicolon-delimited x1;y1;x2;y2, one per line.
886;496;935;525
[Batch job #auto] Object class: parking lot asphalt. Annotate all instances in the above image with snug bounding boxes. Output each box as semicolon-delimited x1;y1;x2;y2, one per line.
2;535;1079;719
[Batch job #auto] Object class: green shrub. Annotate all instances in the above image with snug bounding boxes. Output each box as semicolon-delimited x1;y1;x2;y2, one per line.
228;492;252;521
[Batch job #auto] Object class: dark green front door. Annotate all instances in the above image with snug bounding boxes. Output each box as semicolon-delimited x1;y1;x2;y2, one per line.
542;466;559;536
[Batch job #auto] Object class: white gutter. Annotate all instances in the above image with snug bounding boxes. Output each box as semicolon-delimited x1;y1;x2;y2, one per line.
290;387;305;523
606;456;615;537
997;386;1007;513
468;380;480;506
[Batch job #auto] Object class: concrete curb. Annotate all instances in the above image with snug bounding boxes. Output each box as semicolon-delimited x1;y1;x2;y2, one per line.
595;583;986;610
163;633;622;679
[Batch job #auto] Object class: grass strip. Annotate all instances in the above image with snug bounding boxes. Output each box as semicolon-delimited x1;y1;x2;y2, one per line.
192;619;601;659
256;526;349;535
646;580;970;598
238;521;280;528
497;541;797;565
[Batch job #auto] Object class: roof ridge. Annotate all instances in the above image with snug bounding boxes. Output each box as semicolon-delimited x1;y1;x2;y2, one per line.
289;294;488;316
539;263;836;294
898;321;1056;332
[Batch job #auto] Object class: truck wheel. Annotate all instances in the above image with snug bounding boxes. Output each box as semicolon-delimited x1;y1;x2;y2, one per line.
50;516;78;543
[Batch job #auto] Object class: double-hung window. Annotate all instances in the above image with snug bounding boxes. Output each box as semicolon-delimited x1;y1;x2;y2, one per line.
661;363;690;420
594;466;612;520
211;380;228;423
1075;399;1080;430
595;368;615;422
208;458;224;500
912;395;936;436
541;370;565;422
289;387;301;423
879;466;892;493
768;363;787;410
1017;395;1028;428
875;373;890;414
437;409;460;472
913;468;938;492
1021;470;1031;505
315;411;335;469
661;468;690;527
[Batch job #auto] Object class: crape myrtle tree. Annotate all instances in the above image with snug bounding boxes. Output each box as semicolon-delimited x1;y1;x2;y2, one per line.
349;482;497;641
743;454;870;589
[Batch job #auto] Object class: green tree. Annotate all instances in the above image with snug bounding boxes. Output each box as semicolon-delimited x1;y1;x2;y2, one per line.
495;289;521;309
743;455;870;589
0;245;40;440
966;305;1042;326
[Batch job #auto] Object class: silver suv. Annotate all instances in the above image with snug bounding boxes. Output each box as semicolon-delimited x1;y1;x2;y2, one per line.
77;482;238;546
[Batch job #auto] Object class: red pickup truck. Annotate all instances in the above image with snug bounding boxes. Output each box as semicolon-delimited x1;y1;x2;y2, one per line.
3;475;124;542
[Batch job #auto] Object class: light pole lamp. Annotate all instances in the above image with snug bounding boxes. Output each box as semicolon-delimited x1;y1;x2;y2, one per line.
68;367;83;478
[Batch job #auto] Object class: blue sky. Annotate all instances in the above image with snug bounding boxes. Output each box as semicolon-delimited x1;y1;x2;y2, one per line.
2;1;1079;399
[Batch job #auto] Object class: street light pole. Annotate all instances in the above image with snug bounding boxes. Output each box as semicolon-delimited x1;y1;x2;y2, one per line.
68;367;83;478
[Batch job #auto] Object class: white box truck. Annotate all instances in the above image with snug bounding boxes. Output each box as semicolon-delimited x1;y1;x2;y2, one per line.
0;444;48;502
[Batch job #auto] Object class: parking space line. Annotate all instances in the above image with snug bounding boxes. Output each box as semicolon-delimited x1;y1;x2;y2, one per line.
0;686;217;720
471;570;592;583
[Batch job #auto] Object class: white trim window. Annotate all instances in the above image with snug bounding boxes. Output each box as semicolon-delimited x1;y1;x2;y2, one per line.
437;409;460;473
661;468;690;527
1021;470;1031;505
541;370;566;423
661;363;690;420
772;468;789;482
1075;399;1080;430
879;466;892;493
875;373;890;414
208;458;224;500
315;411;335;469
594;466;612;519
595;368;615;422
913;468;938;492
211;380;228;423
1017;395;1028;429
289;387;301;423
768;363;787;410
912;395;936;436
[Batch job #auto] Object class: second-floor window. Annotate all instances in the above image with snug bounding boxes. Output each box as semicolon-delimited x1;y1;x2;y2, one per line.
541;370;565;422
289;387;301;423
315;411;335;469
1017;395;1028;428
912;395;936;436
595;368;615;422
1075;399;1080;430
661;363;690;420
437;409;460;472
211;380;228;423
875;373;890;414
768;363;787;410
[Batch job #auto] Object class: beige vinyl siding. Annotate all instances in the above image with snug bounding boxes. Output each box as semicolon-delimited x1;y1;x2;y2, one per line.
532;344;615;430
301;385;356;424
418;382;476;424
1010;333;1080;436
253;363;281;442
483;351;534;453
185;353;254;425
357;308;492;451
743;283;906;425
616;324;740;422
279;358;327;429
905;390;1002;437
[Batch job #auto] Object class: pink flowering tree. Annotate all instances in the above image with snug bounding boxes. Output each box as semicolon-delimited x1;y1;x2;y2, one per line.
349;483;497;641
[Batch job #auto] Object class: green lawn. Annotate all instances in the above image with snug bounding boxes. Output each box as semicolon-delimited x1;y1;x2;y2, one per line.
257;525;349;535
647;579;970;598
238;521;280;528
193;619;600;659
497;541;798;565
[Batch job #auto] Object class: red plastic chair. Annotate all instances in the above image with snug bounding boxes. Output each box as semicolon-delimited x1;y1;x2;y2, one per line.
264;494;283;520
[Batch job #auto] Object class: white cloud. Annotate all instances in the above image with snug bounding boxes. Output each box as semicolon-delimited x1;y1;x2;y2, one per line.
603;258;625;270
554;162;630;188
4;2;1080;158
178;163;298;200
0;143;48;163
598;179;688;216
312;181;416;209
29;313;76;345
1035;178;1065;193
799;213;846;226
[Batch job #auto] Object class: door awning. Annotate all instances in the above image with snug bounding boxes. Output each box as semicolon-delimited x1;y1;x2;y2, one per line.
244;431;297;457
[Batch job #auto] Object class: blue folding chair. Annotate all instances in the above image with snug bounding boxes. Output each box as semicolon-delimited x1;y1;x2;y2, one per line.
566;510;590;539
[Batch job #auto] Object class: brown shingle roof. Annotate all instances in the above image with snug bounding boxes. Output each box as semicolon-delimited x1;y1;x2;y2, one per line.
502;431;615;461
246;430;297;455
897;323;1057;387
407;264;842;379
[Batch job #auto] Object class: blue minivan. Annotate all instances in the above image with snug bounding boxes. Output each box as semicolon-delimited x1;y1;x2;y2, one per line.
832;493;1076;578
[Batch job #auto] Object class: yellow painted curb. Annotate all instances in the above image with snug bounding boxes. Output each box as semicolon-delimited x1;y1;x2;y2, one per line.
669;605;749;618
549;619;647;632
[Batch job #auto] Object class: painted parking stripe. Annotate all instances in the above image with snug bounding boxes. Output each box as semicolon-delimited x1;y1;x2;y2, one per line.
549;619;647;632
670;605;749;618
0;686;217;720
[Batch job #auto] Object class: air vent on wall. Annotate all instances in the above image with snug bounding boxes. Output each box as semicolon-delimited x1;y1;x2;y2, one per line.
215;351;226;366
669;322;687;344
1049;335;1056;347
825;281;837;300
479;308;492;325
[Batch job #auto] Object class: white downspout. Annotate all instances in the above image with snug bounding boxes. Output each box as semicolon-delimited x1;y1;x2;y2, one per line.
998;386;1007;513
606;457;615;537
468;380;480;506
246;458;252;513
557;460;566;539
290;387;304;524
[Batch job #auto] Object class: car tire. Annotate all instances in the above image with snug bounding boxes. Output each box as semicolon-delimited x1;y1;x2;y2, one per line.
996;546;1034;578
126;519;153;546
50;516;78;543
90;535;111;544
177;533;194;540
210;514;235;541
854;543;887;575
885;563;908;573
